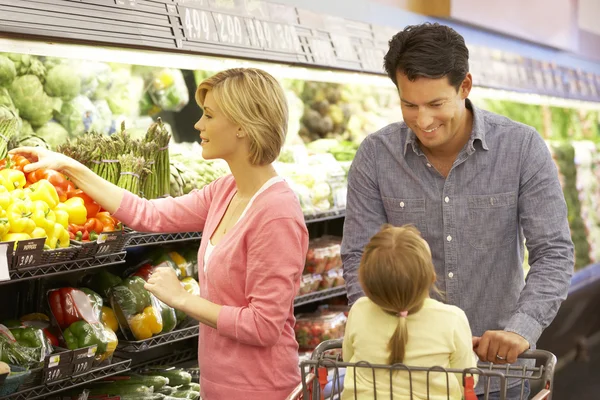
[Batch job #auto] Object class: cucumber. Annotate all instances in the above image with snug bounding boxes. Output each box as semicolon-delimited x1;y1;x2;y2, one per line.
86;383;152;396
109;374;169;391
179;383;200;392
157;385;177;395
144;368;192;386
171;390;199;400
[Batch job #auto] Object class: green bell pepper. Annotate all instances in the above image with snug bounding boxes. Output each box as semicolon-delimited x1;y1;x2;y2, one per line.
79;287;103;321
10;327;44;348
113;277;151;315
62;320;108;354
159;300;177;333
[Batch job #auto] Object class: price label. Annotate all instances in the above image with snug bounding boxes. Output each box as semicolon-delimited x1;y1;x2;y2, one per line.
182;7;218;42
88;345;98;357
331;34;356;62
49;355;60;368
356;46;385;73
0;243;9;282
310;37;336;65
246;19;299;52
214;12;246;46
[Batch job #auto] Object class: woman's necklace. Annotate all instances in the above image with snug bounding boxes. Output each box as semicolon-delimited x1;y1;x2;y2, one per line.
222;194;249;235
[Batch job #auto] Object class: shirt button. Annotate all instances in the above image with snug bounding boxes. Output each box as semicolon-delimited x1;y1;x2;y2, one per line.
444;196;450;203
399;202;405;208
446;235;452;242
448;272;454;278
426;163;432;168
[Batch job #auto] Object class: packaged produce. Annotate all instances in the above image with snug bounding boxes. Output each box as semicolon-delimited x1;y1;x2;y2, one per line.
0;325;43;367
294;311;347;351
305;236;342;274
47;287;116;362
146;68;189;112
109;276;164;341
298;274;323;296
7;325;52;364
81;269;123;299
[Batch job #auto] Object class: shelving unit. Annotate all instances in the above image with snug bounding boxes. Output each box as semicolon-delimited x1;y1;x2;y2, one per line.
0;358;131;400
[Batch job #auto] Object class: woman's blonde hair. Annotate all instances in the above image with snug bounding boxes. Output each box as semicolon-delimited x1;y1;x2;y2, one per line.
358;224;439;365
195;68;288;165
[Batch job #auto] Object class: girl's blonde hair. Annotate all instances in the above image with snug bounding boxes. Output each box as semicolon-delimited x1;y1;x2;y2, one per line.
195;68;288;165
358;224;439;365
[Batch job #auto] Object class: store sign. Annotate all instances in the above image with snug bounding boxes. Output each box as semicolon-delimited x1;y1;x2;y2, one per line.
180;4;300;54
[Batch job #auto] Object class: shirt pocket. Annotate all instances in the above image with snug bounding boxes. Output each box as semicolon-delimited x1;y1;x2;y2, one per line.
382;197;426;232
467;192;517;249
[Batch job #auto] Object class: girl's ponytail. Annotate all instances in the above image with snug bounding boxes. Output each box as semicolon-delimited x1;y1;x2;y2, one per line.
388;311;409;364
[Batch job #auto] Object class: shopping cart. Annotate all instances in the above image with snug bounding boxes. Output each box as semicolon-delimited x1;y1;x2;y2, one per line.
286;339;556;400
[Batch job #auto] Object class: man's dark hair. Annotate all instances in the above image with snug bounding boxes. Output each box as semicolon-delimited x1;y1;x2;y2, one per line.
384;23;469;91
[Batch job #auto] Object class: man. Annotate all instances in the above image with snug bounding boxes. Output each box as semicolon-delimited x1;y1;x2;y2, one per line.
341;22;574;399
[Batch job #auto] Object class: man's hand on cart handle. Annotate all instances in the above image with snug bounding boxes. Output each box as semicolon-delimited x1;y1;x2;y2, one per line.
472;331;529;364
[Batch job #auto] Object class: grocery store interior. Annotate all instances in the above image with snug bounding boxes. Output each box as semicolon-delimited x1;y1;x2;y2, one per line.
0;0;599;399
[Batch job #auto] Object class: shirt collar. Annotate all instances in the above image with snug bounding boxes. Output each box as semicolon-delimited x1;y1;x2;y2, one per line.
403;98;489;156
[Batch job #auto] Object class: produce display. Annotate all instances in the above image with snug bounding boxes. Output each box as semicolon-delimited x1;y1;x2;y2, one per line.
0;53;189;149
294;311;347;351
298;236;345;295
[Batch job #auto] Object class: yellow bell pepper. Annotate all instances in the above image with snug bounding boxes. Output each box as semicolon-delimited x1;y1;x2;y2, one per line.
31;227;47;239
31;201;56;232
0;169;26;192
101;306;119;333
128;306;163;340
98;327;118;362
54;223;69;248
7;202;35;234
55;197;87;225
169;251;189;278
10;189;29;204
53;209;69;229
2;232;31;242
28;180;59;209
0;187;10;210
0;218;9;238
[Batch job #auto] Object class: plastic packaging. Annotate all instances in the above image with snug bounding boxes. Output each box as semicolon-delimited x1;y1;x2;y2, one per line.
305;236;342;274
294;311;347;351
298;274;323;296
108;276;164;341
146;68;189;112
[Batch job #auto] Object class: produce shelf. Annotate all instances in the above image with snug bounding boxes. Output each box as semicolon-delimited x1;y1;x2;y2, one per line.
117;326;199;352
132;348;198;370
1;252;127;285
0;357;131;400
125;231;203;248
294;286;347;307
304;209;346;224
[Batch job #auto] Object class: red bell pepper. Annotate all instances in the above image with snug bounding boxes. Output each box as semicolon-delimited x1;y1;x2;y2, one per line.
68;189;101;218
42;328;59;347
48;288;99;329
133;263;155;281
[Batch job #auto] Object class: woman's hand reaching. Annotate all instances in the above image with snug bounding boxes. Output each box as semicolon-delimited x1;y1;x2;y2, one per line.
9;147;75;174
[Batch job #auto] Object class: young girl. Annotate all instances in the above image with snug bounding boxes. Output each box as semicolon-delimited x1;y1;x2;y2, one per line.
342;224;478;399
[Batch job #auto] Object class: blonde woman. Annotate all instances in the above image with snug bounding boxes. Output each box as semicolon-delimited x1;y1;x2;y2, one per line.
342;224;477;399
11;68;308;400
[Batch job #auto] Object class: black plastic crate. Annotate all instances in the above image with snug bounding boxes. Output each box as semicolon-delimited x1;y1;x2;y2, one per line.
38;245;81;266
10;238;80;269
71;230;128;259
17;346;73;390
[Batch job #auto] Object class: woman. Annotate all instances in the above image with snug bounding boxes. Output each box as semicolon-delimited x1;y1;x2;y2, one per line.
11;68;308;400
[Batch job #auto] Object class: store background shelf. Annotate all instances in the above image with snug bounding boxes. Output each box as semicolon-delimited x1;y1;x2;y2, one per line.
117;326;199;352
0;358;131;400
131;348;198;370
2;252;127;284
304;209;346;224
294;286;347;307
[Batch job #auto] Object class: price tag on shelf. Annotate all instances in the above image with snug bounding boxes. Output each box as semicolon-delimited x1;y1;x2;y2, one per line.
48;355;60;368
182;6;219;42
0;243;9;282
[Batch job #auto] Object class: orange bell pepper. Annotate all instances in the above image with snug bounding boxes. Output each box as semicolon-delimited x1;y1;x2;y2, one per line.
84;218;103;234
27;169;74;202
67;189;100;218
95;212;116;232
0;154;31;173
